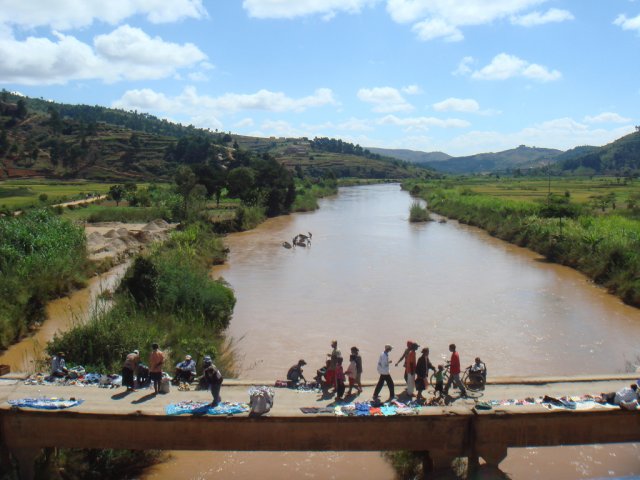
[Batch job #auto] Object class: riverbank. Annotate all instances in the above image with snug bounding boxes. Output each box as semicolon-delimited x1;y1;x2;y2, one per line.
404;180;640;308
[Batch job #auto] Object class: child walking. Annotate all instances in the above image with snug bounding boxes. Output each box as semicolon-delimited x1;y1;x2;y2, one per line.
434;364;445;398
335;357;346;400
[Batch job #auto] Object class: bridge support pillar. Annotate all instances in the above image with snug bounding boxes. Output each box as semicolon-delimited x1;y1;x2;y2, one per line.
11;447;39;480
421;450;457;479
478;443;508;468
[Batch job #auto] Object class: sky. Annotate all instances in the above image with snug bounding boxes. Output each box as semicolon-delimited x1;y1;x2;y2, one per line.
0;0;639;156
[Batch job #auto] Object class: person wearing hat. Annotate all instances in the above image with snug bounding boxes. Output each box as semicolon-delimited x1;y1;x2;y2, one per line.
287;359;307;386
122;349;140;391
415;347;435;401
51;351;69;378
174;354;197;385
373;344;395;401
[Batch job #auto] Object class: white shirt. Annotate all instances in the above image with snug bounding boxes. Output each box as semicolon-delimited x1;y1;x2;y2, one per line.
377;351;390;375
614;387;639;405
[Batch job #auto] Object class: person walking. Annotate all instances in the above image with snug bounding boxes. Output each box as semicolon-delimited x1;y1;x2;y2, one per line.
346;346;363;395
334;357;346;400
373;344;394;401
149;343;165;395
122;349;140;391
405;342;418;396
444;343;467;398
325;340;342;392
203;355;223;407
415;347;435;401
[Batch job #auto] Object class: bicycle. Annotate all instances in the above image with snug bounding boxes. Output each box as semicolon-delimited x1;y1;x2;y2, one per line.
462;364;486;392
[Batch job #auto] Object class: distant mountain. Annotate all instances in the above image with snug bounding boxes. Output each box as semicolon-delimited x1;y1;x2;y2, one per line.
556;130;640;174
422;145;564;174
366;147;452;164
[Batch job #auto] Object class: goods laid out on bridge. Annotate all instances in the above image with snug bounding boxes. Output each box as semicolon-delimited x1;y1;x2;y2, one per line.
300;399;421;416
165;400;249;416
8;397;84;410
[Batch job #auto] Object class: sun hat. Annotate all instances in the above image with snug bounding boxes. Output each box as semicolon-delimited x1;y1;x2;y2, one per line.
185;355;192;360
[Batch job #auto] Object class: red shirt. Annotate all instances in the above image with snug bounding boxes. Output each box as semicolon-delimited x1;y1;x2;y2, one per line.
450;351;461;375
405;351;416;374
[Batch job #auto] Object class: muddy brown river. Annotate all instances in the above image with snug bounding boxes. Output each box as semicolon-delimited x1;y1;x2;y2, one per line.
147;184;640;479
3;184;638;478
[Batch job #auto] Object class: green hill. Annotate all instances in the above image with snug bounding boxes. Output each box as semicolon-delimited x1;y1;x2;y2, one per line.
0;93;426;181
422;145;563;174
366;147;452;164
556;130;640;175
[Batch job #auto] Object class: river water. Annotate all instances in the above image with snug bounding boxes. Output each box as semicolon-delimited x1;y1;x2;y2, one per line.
144;184;640;479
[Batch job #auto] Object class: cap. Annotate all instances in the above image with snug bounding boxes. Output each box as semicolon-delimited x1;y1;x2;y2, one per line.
385;344;393;351
351;346;359;352
185;355;192;360
133;350;139;355
299;359;307;365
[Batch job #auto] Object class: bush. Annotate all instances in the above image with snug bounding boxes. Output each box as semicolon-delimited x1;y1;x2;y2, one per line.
409;201;431;222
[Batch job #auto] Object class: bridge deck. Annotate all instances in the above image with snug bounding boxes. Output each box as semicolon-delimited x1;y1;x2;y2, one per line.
1;374;639;478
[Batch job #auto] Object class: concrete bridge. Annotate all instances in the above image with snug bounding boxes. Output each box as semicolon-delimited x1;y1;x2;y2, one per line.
1;374;639;479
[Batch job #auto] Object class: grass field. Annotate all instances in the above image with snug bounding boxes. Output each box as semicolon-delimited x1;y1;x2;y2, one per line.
0;180;112;210
448;176;640;207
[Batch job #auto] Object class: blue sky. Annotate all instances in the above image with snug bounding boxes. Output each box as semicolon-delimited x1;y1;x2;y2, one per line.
0;0;638;156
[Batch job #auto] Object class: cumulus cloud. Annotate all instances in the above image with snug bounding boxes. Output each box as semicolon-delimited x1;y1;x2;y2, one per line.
113;86;337;116
469;53;561;82
433;97;480;113
357;87;413;113
443;119;635;156
386;0;548;40
584;112;632;124
0;0;207;30
510;8;574;27
453;56;475;76
378;114;471;130
242;0;377;19
614;13;640;33
0;25;206;84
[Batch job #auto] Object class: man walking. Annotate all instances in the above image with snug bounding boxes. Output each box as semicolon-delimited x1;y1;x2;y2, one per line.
444;343;467;398
373;344;394;401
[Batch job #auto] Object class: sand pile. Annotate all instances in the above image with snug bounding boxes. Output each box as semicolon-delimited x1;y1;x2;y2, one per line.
86;219;176;262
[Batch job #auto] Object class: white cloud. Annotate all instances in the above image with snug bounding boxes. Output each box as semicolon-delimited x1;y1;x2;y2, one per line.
242;0;377;19
412;18;463;42
0;26;206;85
378;114;470;130
510;8;574;27
469;53;561;82
433;97;480;113
357;87;413;112
442;119;635;156
453;56;475;76
614;13;640;33
0;0;207;30
337;118;374;131
386;0;548;40
113;86;337;116
584;112;632;124
402;84;423;95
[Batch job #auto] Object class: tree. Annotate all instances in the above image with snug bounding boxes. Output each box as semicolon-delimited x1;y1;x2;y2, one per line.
227;167;256;204
16;99;27;119
192;164;227;206
108;184;126;206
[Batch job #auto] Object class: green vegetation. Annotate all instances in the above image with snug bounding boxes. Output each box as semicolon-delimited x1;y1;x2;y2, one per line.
404;177;640;306
47;221;236;374
292;177;338;212
0;209;87;348
0;180;111;211
409;200;431;222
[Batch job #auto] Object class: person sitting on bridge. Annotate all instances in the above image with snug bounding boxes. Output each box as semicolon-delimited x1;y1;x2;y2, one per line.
287;359;307;386
469;357;487;386
174;355;196;384
51;352;69;378
602;383;639;410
